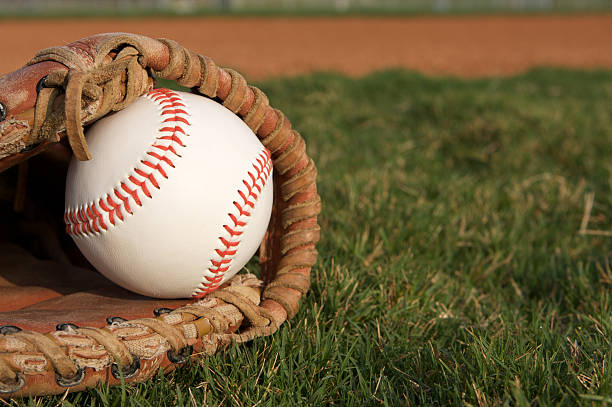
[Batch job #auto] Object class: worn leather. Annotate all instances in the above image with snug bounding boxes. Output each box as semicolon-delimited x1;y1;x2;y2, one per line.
0;32;320;398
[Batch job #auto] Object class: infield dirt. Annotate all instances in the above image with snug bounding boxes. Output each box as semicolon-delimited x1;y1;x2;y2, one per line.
0;15;611;78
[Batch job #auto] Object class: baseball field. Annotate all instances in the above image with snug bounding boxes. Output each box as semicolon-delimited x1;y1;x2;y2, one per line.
1;15;612;78
1;12;611;406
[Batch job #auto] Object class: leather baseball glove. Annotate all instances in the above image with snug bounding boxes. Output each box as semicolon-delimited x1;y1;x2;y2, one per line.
0;33;320;398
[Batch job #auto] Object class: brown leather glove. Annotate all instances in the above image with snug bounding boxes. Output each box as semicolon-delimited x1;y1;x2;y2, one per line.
0;33;320;398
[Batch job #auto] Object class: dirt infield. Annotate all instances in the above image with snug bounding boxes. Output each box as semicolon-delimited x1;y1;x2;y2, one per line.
0;15;611;79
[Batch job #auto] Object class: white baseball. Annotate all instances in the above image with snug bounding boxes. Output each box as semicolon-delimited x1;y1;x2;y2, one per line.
64;88;273;299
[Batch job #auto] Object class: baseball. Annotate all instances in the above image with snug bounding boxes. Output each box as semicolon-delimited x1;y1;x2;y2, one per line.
64;88;273;299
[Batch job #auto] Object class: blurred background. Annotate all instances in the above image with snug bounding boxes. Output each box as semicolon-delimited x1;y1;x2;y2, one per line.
0;0;610;16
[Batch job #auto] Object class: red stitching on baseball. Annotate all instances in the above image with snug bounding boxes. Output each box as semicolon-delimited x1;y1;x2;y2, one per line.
140;159;167;179
68;211;78;223
211;259;232;267
147;151;176;168
86;205;100;234
223;225;243;237
208;266;229;274
233;201;251;217
128;176;152;198
114;188;132;215
134;169;160;189
238;190;254;207
163;116;190;125
228;213;246;227
108;195;124;221
158;131;186;145
121;182;142;207
64;88;188;237
90;204;107;231
152;144;181;157
159;126;186;135
161;108;188;115
219;237;240;248
215;249;237;257
192;147;272;298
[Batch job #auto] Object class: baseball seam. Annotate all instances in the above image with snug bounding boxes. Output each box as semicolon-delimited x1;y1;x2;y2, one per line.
64;88;189;236
192;148;272;297
64;88;273;298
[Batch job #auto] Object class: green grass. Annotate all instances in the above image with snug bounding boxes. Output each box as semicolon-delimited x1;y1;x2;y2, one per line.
14;68;612;405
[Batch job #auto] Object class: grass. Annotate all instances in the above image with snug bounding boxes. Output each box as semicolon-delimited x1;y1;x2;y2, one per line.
11;68;612;405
